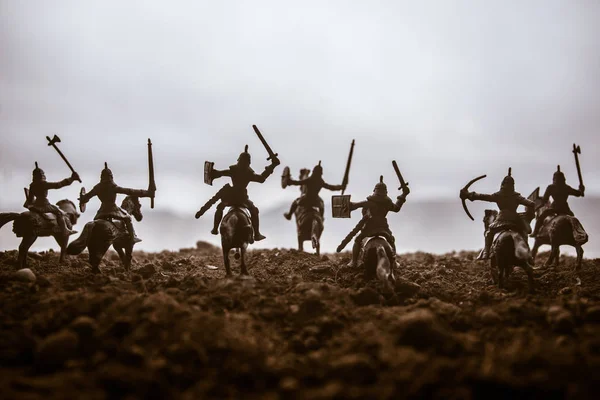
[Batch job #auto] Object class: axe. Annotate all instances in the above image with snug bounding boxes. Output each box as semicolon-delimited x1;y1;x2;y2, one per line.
46;135;81;182
572;143;584;190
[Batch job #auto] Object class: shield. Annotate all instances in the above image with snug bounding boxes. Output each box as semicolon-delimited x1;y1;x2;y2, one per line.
281;166;291;188
79;187;87;213
332;194;351;218
204;161;215;186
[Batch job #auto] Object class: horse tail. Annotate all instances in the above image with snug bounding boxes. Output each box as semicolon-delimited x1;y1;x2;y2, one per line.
495;233;514;266
0;213;19;230
67;221;95;255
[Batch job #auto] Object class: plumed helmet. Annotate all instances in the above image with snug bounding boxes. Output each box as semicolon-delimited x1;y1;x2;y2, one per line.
553;165;566;184
374;175;388;195
313;161;323;176
101;162;113;182
500;167;514;191
32;162;45;182
237;145;251;165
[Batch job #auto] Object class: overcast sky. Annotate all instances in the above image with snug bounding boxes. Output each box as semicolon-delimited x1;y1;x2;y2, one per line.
1;0;599;220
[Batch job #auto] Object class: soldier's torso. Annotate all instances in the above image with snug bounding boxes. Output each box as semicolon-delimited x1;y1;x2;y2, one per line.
29;182;51;206
363;195;394;233
493;191;524;224
96;182;119;205
303;176;324;200
93;182;128;219
547;184;572;214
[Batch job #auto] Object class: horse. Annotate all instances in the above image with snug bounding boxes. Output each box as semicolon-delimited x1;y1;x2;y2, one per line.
288;169;324;256
482;195;536;293
358;236;396;292
67;196;142;273
220;206;254;276
529;188;588;271
0;199;80;268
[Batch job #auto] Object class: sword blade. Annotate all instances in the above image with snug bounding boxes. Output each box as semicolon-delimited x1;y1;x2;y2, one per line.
341;140;355;194
392;160;408;190
148;138;156;208
252;124;277;160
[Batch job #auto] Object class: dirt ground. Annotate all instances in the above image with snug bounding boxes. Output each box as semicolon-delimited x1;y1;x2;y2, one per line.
1;242;600;399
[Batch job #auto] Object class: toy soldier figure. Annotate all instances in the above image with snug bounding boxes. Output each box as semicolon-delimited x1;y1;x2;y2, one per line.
25;162;80;236
80;163;154;243
346;176;409;268
195;145;280;241
530;166;585;237
283;161;345;220
460;169;535;260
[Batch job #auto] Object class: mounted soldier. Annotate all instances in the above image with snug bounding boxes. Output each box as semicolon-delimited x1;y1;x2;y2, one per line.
460;168;535;260
196;125;280;243
531;165;584;238
25;162;80;237
80;162;154;243
336;160;410;270
282;161;345;220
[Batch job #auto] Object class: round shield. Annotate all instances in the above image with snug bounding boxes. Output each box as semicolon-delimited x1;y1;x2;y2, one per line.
281;166;291;188
79;187;87;213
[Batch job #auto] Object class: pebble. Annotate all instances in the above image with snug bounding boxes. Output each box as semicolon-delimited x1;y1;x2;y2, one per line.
546;305;575;334
15;268;36;282
137;264;156;279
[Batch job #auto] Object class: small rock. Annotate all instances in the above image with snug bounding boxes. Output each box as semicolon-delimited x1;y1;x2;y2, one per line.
320;255;330;261
309;265;330;273
36;329;79;371
558;287;572;296
36;275;52;287
547;305;575;334
330;354;376;383
137;264;156;279
290;305;300;314
395;309;462;355
351;287;382;306
15;268;36;282
394;278;421;296
280;376;299;391
205;265;218;270
585;306;600;323
479;308;501;325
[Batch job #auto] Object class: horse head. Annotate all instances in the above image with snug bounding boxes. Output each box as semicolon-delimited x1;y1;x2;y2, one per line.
57;199;80;226
122;196;143;222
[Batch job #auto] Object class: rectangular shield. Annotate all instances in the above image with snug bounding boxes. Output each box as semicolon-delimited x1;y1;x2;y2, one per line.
331;194;351;218
204;161;215;186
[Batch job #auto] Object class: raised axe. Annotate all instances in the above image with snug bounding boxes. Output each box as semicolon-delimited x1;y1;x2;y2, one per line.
46;135;81;182
572;143;584;191
148;138;156;208
252;125;278;161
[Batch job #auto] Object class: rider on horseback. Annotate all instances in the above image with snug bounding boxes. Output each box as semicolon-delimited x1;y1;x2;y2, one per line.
348;176;409;268
530;165;585;238
80;163;154;243
461;168;535;260
25;162;79;236
196;146;280;241
283;161;344;220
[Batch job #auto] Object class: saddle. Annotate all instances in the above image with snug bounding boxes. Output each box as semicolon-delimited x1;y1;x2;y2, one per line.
227;206;251;219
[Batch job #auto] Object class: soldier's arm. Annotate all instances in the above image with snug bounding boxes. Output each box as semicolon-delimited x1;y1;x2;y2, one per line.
467;192;496;202
116;186;153;198
323;181;344;191
541;185;552;204
390;196;407;213
45;175;76;189
567;185;584;197
26;184;35;205
212;168;232;179
81;185;99;203
518;196;535;208
350;201;368;211
252;160;279;183
287;177;310;186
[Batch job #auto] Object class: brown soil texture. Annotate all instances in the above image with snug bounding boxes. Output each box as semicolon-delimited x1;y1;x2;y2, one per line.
1;243;600;399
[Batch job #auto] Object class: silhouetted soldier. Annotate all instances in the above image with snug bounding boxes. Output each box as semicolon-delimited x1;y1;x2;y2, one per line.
348;176;409;268
283;162;344;220
25;162;79;236
80;163;154;243
196;146;280;241
531;165;585;237
461;169;534;260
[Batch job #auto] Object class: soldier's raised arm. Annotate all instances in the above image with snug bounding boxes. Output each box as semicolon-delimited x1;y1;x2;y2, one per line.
81;184;100;204
323;181;344;191
541;185;553;205
116;186;153;198
287;175;310;186
349;201;368;211
567;184;584;197
45;172;78;189
252;157;280;183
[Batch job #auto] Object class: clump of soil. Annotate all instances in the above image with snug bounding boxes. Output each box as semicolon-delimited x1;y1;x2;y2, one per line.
1;245;599;399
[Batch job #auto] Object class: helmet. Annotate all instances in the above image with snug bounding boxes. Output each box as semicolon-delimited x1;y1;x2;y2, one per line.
32;162;46;182
500;167;514;192
312;161;323;176
373;175;387;196
553;165;566;184
237;145;251;166
101;162;114;182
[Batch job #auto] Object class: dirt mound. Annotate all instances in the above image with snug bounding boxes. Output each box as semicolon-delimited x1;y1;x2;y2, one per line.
1;248;599;398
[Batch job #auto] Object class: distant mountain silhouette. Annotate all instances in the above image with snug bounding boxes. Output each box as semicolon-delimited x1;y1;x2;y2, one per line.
2;196;599;258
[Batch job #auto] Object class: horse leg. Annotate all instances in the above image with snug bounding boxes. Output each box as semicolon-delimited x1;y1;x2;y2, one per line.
18;234;37;269
298;237;303;252
240;244;249;276
544;246;555;268
89;241;111;274
523;263;535;294
54;234;69;264
575;246;584;272
114;245;127;267
531;240;541;264
222;245;232;277
490;258;498;284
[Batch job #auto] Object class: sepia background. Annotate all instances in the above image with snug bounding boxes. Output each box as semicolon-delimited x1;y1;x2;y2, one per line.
1;1;599;256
